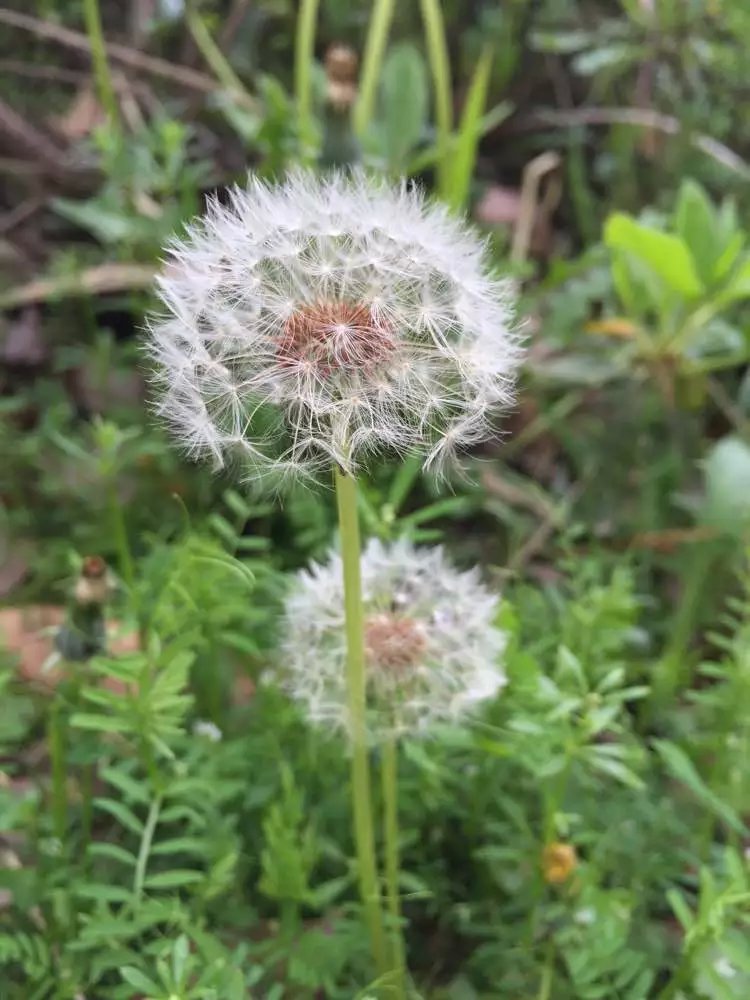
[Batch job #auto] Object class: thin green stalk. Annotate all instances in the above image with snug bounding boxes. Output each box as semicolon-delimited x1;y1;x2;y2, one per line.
646;541;720;718
295;0;321;151
443;44;493;210
655;954;693;1000
48;699;68;844
82;0;119;127
354;0;396;137
107;480;146;646
334;469;389;977
133;795;162;904
108;482;135;595
80;762;95;857
536;939;555;1000
381;735;407;996
418;0;453;192
186;3;251;103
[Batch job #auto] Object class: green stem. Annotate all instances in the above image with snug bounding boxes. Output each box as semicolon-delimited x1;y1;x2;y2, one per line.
655;954;693;1000
48;699;68;844
645;541;720;718
382;735;407;996
295;0;321;153
354;0;396;137
186;3;251;102
133;795;162;904
418;0;453;193
536;939;555;1000
334;469;389;978
108;481;135;594
80;763;95;858
82;0;119;127
108;480;145;645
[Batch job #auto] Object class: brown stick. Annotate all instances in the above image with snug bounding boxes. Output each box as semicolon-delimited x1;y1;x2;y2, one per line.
504;107;750;179
0;7;219;96
0;96;68;167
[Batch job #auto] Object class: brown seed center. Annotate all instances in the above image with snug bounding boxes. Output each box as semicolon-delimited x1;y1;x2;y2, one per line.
277;300;395;377
364;613;426;675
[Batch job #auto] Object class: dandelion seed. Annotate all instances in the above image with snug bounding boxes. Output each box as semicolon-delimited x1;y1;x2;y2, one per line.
147;171;522;487
280;538;507;742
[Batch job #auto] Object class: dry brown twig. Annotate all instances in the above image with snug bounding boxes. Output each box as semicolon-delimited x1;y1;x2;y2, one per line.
0;7;223;98
0;263;156;310
506;107;750;180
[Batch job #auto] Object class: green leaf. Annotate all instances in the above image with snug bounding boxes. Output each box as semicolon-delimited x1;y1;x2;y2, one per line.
716;256;750;306
93;797;144;836
101;765;150;805
654;740;745;834
76;883;134;904
71;713;132;734
143;869;205;889
443;45;493;212
380;42;428;169
87;842;137;867
119;966;161;993
701;435;750;537
674;179;719;285
605;213;704;298
150;837;209;857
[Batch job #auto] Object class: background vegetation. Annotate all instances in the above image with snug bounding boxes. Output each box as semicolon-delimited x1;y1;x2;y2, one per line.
1;0;750;997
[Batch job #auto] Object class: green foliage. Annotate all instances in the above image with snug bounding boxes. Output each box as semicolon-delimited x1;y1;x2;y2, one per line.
4;1;750;997
258;764;319;907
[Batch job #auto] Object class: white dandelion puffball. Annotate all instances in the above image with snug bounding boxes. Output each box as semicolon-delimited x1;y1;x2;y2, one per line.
281;538;507;741
147;171;521;485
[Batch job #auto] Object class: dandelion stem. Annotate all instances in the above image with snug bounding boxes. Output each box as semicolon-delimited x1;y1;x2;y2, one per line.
82;0;119;128
185;2;251;103
381;734;407;996
355;0;396;137
295;0;320;154
334;469;389;977
418;0;453;194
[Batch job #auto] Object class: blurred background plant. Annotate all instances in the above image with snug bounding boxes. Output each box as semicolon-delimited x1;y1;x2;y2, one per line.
1;0;750;996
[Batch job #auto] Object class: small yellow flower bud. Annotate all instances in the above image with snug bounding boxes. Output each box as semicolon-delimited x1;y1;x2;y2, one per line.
542;842;578;885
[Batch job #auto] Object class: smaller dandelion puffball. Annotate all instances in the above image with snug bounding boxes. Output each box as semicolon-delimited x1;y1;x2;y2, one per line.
281;538;507;742
147;171;522;486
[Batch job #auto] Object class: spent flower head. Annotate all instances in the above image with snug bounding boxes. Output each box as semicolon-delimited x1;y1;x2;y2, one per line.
281;538;507;742
147;170;521;487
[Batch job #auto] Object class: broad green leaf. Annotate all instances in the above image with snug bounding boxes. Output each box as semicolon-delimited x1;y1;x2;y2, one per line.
716;257;750;306
380;42;428;170
605;213;704;298
674;179;718;284
119;967;161;993
701;435;750;536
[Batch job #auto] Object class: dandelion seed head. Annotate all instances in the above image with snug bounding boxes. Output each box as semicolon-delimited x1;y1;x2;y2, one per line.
147;171;522;486
281;538;507;742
